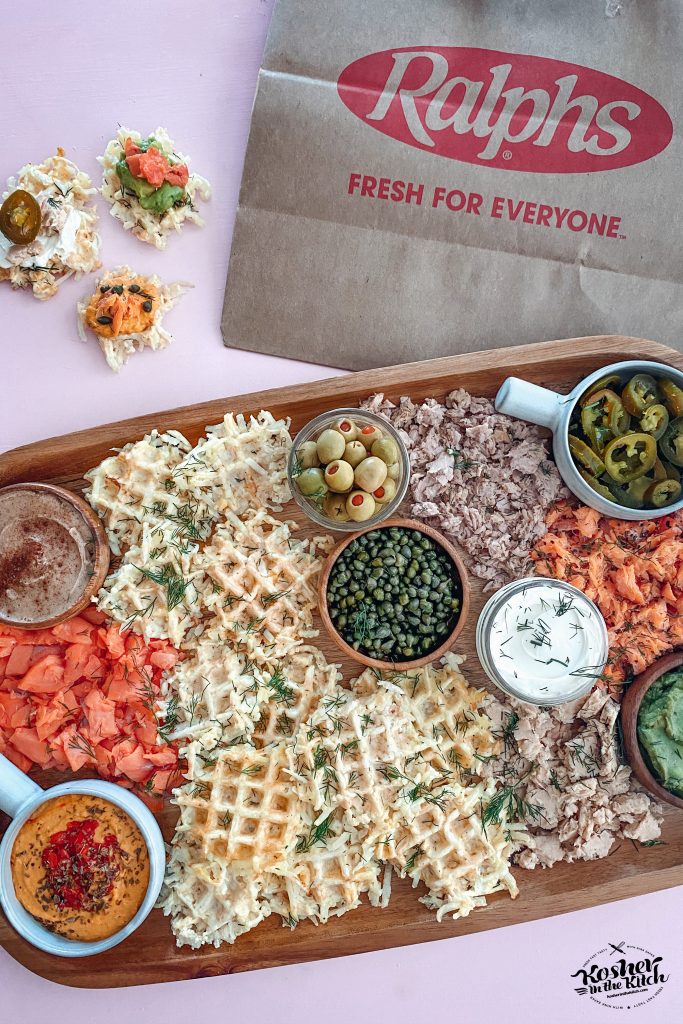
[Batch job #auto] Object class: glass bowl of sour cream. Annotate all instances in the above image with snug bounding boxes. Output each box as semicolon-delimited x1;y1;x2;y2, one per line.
476;577;609;706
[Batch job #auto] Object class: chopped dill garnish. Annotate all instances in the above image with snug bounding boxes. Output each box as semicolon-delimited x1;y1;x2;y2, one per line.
360;713;373;735
481;784;544;830
135;563;189;611
157;694;180;742
295;813;335;853
261;588;292;607
404;843;424;872
275;712;293;736
567;740;599;777
266;669;295;705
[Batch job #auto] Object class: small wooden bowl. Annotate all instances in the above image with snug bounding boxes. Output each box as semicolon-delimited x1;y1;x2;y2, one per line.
621;651;683;810
318;517;470;671
0;482;110;630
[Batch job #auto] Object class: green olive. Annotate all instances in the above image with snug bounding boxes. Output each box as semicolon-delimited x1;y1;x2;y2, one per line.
358;423;383;450
373;479;397;504
386;462;400;481
344;440;367;468
297;467;327;496
346;490;376;522
354;456;388;492
296;441;319;469
316;429;345;463
335;417;359;442
324;459;354;492
371;438;398;465
325;493;350;522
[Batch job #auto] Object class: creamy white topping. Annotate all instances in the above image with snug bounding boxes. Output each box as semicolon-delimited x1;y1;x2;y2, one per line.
477;578;608;705
0;201;84;270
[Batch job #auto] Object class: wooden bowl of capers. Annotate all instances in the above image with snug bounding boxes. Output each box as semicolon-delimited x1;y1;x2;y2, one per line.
287;408;411;531
319;518;470;670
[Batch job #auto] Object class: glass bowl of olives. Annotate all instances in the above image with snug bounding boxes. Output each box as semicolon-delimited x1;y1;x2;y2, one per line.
288;408;410;531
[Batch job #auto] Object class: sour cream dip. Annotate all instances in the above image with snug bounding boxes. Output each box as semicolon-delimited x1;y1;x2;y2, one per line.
476;577;609;706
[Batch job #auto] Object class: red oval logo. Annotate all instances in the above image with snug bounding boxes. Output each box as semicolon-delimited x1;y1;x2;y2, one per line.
337;47;673;173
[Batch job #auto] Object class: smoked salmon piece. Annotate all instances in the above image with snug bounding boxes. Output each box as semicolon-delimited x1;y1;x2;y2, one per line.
123;137;189;189
0;617;181;795
533;500;683;691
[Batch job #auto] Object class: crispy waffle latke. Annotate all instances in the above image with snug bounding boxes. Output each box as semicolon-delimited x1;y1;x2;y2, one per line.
84;411;312;647
161;653;519;947
195;510;335;661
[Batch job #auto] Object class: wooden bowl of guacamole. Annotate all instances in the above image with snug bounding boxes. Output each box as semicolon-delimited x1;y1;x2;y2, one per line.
622;651;683;810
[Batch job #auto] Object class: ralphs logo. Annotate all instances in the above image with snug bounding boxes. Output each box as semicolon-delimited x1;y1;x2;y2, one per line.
337;46;673;172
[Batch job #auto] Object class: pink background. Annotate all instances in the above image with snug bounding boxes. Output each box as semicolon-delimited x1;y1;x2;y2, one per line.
1;2;681;1021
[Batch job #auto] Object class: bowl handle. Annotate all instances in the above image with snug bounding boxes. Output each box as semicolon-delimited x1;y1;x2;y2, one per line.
0;753;42;818
495;377;565;432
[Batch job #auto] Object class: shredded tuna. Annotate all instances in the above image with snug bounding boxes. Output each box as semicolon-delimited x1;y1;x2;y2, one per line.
361;390;566;590
481;690;663;869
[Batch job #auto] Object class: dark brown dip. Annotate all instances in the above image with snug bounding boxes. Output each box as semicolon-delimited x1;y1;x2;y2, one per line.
0;488;96;624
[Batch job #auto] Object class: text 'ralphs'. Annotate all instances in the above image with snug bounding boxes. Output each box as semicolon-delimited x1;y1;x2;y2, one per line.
347;172;624;239
338;47;673;173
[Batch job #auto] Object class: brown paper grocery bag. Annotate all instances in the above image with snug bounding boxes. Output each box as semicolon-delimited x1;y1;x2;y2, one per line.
222;0;682;370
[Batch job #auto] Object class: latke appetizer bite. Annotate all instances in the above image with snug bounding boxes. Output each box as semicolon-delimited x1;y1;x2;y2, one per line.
78;266;191;372
0;152;100;299
100;127;211;248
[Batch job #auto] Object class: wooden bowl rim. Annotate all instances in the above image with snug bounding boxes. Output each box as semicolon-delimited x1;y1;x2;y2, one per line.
621;650;683;810
0;482;110;630
318;517;470;671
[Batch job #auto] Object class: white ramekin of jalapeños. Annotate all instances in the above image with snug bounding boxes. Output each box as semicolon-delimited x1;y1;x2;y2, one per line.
495;359;683;520
319;518;470;670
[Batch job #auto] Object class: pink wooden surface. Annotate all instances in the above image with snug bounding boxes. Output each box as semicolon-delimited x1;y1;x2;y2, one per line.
1;2;681;1020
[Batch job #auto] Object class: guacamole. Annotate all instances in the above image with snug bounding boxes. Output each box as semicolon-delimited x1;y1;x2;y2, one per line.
116;160;185;214
637;667;683;796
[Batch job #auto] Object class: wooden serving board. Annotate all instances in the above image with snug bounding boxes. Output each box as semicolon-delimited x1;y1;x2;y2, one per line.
1;336;682;988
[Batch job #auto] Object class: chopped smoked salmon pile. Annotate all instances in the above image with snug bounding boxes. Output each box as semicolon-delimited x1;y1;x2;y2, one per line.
124;137;189;188
532;500;683;689
0;608;182;798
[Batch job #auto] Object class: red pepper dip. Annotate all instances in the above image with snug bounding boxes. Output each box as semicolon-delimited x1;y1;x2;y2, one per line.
11;795;149;941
